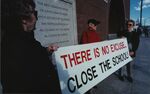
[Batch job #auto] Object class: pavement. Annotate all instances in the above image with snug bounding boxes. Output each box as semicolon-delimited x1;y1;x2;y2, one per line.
91;37;150;94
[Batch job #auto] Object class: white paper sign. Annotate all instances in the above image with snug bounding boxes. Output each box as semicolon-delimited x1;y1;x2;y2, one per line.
34;0;77;47
53;38;132;94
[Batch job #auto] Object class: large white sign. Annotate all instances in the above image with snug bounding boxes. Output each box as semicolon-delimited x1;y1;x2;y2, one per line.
34;0;77;47
53;38;132;94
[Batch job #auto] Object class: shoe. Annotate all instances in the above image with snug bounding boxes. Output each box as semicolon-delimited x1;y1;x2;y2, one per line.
118;75;124;81
126;76;133;83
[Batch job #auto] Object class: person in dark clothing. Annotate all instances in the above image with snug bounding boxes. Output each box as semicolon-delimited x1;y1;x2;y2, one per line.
1;0;60;93
117;20;140;83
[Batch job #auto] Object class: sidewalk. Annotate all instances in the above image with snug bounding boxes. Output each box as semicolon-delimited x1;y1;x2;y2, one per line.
92;37;150;94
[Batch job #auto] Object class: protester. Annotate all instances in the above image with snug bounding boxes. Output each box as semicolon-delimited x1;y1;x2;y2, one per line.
1;0;60;93
81;19;102;94
118;20;140;83
81;19;102;44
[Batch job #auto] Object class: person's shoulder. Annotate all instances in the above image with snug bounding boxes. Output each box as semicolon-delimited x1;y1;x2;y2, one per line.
132;29;138;34
83;29;89;32
82;30;89;35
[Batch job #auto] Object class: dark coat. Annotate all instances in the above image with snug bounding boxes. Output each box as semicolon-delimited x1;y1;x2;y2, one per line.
1;31;60;93
120;29;140;57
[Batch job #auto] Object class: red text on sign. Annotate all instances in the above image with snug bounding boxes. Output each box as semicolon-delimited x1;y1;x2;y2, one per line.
60;49;92;69
110;41;127;53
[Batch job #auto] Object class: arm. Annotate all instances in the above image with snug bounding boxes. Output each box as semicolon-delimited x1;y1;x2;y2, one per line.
47;44;59;52
81;31;88;44
132;32;140;52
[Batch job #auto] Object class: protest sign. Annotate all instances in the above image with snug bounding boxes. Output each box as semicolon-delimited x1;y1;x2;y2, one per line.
53;38;132;94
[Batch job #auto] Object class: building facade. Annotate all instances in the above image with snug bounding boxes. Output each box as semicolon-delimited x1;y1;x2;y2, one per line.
76;0;130;42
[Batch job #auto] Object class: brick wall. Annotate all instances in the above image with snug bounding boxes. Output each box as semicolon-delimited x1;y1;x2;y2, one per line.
76;0;130;42
76;0;108;42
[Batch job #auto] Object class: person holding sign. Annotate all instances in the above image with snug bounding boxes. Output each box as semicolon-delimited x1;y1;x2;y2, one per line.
1;0;60;93
81;19;102;94
118;20;140;83
81;19;102;44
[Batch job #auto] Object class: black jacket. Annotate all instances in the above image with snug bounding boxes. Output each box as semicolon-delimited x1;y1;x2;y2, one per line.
1;31;60;93
119;29;140;57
